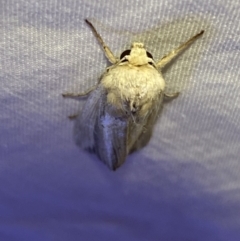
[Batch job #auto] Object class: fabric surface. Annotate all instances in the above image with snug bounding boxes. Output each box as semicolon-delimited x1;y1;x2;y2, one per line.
1;0;240;240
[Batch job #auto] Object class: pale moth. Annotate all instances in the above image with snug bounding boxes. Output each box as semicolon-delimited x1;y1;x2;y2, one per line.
63;19;204;170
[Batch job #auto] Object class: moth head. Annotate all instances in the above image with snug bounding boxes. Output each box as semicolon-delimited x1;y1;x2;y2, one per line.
120;42;155;67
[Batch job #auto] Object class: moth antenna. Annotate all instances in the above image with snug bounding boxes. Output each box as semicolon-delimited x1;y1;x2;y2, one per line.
85;19;118;64
157;30;204;68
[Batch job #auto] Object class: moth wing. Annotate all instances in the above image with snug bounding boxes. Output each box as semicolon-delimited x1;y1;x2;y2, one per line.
74;84;128;170
74;85;105;151
129;93;164;153
94;100;128;170
75;84;163;170
94;91;164;170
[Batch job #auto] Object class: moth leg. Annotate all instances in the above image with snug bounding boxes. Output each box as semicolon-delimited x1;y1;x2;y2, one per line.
164;92;180;100
68;114;78;120
156;30;204;69
85;19;118;64
62;85;97;98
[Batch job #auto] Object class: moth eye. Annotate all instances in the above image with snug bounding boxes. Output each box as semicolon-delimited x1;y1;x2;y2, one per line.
147;51;153;59
120;49;131;60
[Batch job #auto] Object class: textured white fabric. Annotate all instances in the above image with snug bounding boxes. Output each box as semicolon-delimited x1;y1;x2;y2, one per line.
1;0;240;240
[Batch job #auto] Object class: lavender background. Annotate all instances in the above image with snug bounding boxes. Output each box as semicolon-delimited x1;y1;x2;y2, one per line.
1;0;240;240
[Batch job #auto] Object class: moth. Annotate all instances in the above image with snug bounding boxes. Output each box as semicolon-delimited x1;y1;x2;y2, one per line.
63;19;204;170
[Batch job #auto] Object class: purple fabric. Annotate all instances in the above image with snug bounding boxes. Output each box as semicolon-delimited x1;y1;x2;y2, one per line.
1;0;240;240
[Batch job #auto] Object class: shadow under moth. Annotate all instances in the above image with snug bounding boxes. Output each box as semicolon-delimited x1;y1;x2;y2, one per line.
63;19;204;170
